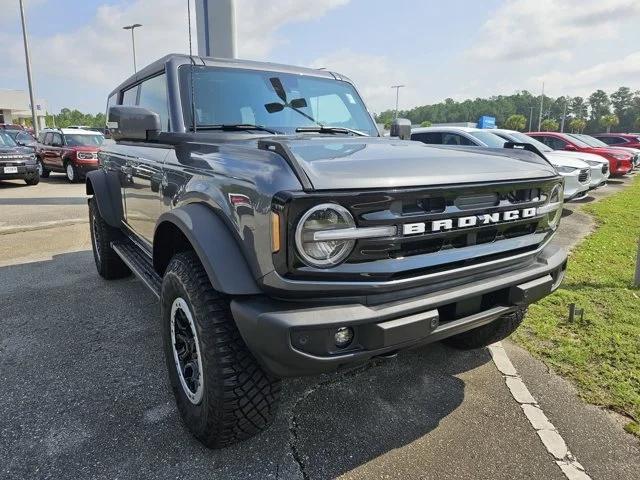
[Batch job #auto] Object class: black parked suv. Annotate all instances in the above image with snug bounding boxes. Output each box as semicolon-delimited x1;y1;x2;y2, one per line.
88;54;567;448
0;130;39;185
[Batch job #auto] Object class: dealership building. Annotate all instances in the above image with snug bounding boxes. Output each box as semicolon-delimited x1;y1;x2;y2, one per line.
0;89;47;130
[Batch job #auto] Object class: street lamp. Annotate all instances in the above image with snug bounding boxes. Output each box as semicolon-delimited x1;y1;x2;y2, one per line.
18;0;39;136
123;23;142;73
391;85;405;119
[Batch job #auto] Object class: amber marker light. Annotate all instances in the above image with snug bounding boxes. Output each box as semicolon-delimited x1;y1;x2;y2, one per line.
271;212;281;253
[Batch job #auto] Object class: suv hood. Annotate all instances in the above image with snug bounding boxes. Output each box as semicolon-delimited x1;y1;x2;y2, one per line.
277;137;558;190
0;145;33;162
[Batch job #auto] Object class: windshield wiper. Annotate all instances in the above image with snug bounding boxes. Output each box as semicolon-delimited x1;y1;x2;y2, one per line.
191;124;280;134
295;126;367;136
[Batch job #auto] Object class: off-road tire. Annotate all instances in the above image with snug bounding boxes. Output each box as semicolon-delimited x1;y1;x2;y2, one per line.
161;251;281;449
36;157;50;178
89;198;131;279
24;173;40;185
444;307;527;350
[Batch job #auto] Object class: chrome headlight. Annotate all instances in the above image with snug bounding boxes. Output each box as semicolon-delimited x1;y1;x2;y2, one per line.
538;184;564;229
295;204;356;268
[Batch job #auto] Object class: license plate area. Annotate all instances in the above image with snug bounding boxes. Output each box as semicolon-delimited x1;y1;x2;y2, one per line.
3;166;18;174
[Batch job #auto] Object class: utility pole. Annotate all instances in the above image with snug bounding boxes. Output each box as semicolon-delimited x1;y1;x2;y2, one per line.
195;0;237;58
560;96;568;132
537;81;544;131
391;85;405;119
528;106;534;132
123;24;142;73
18;0;38;136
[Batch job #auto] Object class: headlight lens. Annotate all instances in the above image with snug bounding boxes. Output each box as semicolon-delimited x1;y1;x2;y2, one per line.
612;153;628;160
295;204;355;268
546;184;564;229
556;165;578;174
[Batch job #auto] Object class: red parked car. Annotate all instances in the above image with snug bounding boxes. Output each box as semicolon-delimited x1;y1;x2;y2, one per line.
592;133;640;149
35;128;104;182
527;131;633;176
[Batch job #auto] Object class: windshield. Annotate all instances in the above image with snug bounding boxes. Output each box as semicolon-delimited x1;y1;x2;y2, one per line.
181;66;378;136
0;131;18;147
504;131;553;152
469;130;506;148
65;134;104;147
563;134;591;147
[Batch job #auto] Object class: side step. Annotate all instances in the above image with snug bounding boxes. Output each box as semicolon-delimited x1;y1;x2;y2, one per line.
111;239;161;299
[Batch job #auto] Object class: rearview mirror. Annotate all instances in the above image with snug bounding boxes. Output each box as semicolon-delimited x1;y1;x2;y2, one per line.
107;106;161;141
564;144;577;151
390;118;411;140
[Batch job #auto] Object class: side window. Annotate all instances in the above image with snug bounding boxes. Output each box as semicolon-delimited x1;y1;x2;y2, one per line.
52;133;63;146
605;136;625;145
411;132;442;144
43;132;53;145
442;133;473;146
106;93;117;119
549;137;567;150
122;85;139;106
138;73;169;130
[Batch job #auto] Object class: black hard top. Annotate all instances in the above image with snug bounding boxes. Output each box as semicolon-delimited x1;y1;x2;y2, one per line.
108;53;350;98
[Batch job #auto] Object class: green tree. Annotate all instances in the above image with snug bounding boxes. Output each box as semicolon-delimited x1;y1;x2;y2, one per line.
600;114;619;133
570;96;588;119
419;120;432;127
569;118;587;133
540;119;559;131
610;87;632;117
503;114;527;131
588;89;611;120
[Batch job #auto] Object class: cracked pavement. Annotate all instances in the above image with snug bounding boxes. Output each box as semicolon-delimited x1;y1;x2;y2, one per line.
1;175;638;479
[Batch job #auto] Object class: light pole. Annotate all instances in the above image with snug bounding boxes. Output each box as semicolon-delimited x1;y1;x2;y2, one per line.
538;81;545;131
18;0;38;136
123;23;142;73
528;106;533;132
391;85;405;119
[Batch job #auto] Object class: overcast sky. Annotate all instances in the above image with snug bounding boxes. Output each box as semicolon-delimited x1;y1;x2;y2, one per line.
2;0;640;114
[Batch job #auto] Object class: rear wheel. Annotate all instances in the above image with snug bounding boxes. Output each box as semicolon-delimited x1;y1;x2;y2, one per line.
444;307;527;350
161;251;281;448
89;198;130;279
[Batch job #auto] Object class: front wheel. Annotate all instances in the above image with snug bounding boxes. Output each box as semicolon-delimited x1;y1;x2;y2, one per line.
444;307;527;350
24;173;40;185
36;158;50;178
161;251;281;449
89;198;130;279
65;162;78;183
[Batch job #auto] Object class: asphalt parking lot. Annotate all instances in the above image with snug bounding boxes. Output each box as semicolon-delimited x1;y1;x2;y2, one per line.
1;174;639;479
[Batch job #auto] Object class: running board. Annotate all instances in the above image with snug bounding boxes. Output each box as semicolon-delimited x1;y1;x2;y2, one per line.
111;240;161;299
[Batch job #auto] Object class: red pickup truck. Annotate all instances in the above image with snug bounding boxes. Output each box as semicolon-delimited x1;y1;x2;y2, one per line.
528;131;633;176
35;128;104;182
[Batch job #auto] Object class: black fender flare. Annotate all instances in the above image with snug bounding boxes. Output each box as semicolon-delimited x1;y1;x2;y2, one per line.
154;203;261;295
85;169;124;228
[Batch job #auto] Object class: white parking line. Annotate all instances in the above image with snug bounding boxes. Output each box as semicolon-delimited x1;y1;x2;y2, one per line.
488;342;592;480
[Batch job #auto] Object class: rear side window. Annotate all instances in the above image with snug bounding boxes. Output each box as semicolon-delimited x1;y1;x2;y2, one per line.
43;132;53;144
138;73;169;130
536;135;566;150
411;132;443;144
601;136;625;145
122;85;138;106
442;133;474;146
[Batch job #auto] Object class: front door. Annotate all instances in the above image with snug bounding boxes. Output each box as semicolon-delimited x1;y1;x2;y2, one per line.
121;145;169;245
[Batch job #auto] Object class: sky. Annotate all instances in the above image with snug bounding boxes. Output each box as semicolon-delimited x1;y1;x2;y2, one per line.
1;0;640;114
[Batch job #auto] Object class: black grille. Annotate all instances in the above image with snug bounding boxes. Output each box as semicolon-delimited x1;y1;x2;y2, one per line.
602;164;609;174
273;178;560;281
578;169;589;183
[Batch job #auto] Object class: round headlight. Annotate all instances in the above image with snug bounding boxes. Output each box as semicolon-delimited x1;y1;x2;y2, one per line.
295;203;355;268
547;184;564;229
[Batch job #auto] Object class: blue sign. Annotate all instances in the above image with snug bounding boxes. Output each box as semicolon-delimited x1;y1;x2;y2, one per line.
477;116;496;129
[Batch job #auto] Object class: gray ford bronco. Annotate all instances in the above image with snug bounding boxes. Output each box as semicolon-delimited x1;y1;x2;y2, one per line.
87;53;567;448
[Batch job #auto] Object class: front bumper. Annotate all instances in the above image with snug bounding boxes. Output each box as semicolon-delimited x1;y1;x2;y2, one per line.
0;163;38;180
72;159;99;178
561;172;590;200
588;164;609;188
232;244;567;377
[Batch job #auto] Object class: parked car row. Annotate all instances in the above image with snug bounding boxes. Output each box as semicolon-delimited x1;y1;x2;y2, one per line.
409;126;637;202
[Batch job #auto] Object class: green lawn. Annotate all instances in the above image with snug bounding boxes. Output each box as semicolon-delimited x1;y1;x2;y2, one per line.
513;175;640;437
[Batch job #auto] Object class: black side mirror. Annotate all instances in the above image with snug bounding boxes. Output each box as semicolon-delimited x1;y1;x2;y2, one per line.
107;106;160;141
390;118;411;140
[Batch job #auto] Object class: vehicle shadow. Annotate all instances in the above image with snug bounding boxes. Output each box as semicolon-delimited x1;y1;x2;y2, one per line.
0;250;492;480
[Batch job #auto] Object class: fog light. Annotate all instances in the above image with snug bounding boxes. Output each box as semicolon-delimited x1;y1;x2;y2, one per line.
334;327;354;348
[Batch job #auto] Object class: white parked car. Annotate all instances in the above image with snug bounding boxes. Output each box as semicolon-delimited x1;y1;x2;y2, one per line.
491;129;610;189
410;126;591;200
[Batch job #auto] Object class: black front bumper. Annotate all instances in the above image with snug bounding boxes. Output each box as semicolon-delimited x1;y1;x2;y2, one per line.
231;244;567;377
0;164;38;180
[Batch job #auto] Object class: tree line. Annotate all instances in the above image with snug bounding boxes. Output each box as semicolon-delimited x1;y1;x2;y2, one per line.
376;87;640;133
